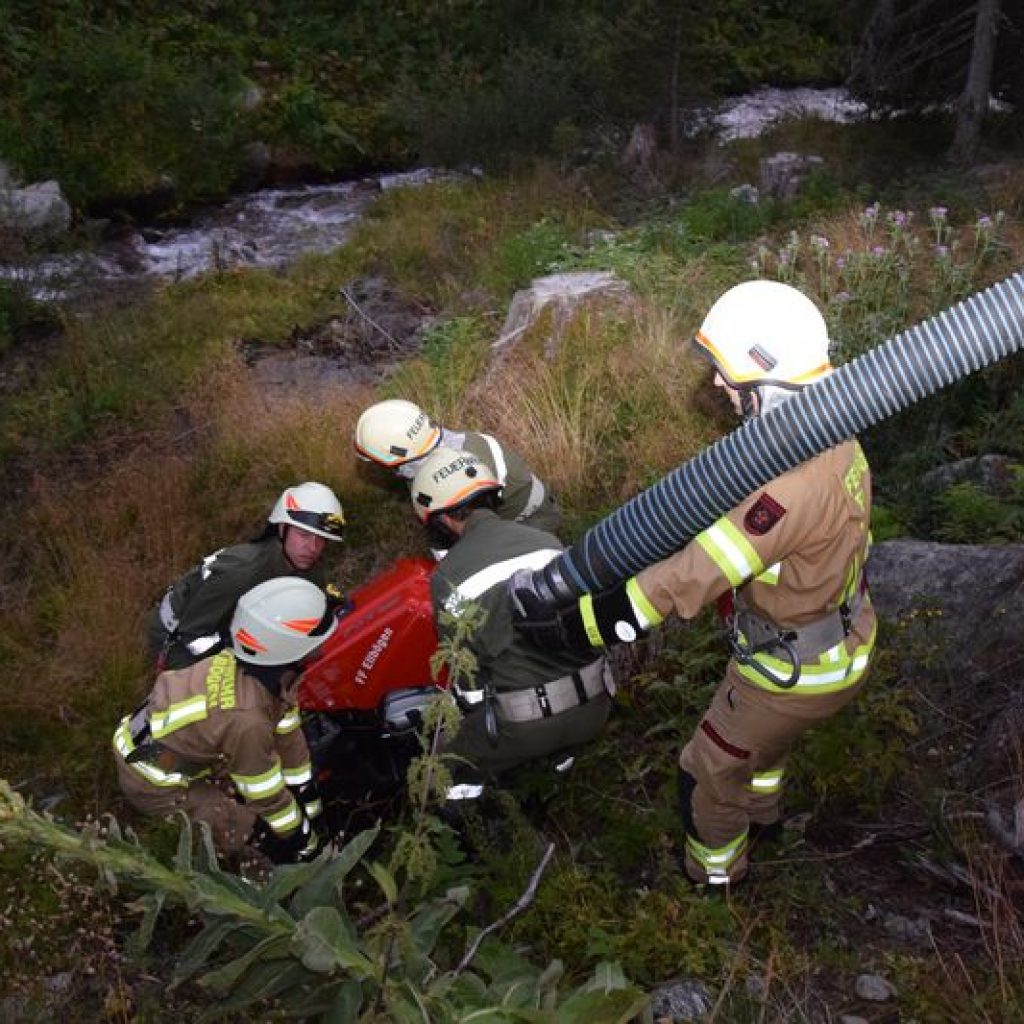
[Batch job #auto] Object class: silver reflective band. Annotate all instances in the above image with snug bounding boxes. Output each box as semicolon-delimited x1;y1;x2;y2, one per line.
478;433;509;485
443;548;560;613
554;756;575;773
516;475;547;522
187;634;222;656
445;783;485;800
158;590;179;632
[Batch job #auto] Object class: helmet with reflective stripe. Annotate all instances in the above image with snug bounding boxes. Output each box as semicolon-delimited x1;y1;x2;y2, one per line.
693;281;831;411
354;399;442;468
269;482;345;541
230;577;337;666
410;446;501;523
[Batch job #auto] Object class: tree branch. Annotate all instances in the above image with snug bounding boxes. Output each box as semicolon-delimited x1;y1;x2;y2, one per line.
453;842;555;977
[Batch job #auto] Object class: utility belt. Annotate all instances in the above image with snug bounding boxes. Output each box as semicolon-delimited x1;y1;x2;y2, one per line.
456;658;610;726
728;581;867;690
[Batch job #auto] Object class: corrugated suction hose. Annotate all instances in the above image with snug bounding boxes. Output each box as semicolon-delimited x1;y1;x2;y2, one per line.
536;271;1024;603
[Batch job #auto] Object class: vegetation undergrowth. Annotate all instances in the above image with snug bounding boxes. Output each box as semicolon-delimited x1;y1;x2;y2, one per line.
2;148;1024;1020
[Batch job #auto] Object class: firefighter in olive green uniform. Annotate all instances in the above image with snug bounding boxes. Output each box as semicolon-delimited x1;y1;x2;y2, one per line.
116;577;336;863
355;399;561;535
146;482;344;671
411;446;611;780
511;281;875;887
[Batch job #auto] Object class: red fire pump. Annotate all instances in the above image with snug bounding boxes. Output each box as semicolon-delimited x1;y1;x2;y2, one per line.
297;557;450;809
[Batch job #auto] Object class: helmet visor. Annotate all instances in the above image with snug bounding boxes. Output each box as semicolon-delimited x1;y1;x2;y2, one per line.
288;509;345;539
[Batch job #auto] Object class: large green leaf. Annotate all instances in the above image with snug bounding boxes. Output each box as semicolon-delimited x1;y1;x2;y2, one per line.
291;905;376;976
409;886;470;958
196;958;312;1023
261;855;325;910
288;824;381;919
553;987;648;1024
171;918;244;988
125;890;165;958
173;812;193;872
322;979;364;1024
197;933;292;993
368;860;398;905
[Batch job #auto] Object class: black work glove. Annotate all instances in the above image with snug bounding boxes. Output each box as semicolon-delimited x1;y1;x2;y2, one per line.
290;779;326;836
514;576;662;653
251;814;319;864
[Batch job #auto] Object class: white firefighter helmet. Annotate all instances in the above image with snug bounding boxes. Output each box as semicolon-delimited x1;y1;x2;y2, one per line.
269;482;345;541
230;577;337;666
693;281;832;411
353;399;442;468
410;446;501;523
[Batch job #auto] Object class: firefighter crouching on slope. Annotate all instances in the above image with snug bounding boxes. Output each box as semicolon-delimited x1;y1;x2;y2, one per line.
146;481;344;671
511;280;876;887
411;446;613;782
115;578;336;864
354;399;562;535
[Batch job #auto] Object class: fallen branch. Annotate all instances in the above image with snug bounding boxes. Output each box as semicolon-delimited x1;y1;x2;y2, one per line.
338;286;404;350
454;842;555;977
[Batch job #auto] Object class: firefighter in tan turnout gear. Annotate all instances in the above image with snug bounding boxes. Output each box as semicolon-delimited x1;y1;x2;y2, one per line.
411;446;612;781
146;481;344;671
115;577;336;863
512;280;876;887
355;399;562;534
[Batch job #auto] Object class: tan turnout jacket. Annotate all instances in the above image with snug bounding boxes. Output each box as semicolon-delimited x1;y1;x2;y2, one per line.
637;440;875;693
117;651;312;837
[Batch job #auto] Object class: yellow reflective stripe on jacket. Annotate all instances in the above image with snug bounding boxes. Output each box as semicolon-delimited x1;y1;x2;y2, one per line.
686;829;747;883
263;795;302;835
696;518;764;587
748;768;784;794
735;621;876;695
231;757;286;799
627;577;664;628
150;695;208;738
304;796;323;819
282;761;313;787
756;561;781;585
112;719;187;789
276;708;301;735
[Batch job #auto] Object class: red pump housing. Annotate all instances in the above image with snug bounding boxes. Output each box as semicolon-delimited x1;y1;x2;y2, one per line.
299;557;445;713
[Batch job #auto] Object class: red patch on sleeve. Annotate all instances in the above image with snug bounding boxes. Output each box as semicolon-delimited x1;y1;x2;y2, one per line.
743;492;787;536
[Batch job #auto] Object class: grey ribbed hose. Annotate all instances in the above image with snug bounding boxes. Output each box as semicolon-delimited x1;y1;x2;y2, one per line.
539;271;1024;602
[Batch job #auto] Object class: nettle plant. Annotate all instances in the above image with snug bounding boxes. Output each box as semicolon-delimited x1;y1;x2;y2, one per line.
0;593;649;1023
751;203;1010;364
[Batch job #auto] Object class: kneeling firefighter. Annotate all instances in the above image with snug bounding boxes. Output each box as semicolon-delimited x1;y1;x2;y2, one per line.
115;577;336;864
355;399;562;535
512;281;876;886
411;446;613;783
146;482;344;671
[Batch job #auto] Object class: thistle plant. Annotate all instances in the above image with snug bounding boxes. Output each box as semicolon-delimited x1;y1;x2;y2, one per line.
0;777;648;1022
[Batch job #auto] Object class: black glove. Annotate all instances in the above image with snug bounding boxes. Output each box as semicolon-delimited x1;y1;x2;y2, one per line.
251;813;319;864
290;779;326;835
515;576;661;653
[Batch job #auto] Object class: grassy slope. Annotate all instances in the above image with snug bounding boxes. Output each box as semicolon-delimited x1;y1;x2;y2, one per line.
2;125;1024;1019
